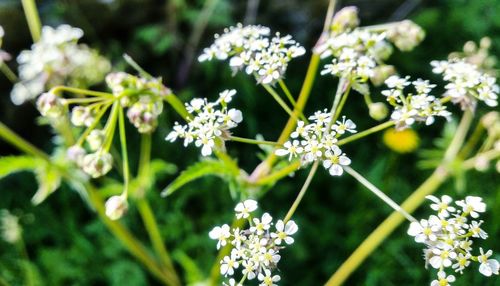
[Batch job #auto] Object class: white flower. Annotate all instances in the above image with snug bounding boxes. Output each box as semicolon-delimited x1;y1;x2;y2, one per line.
220;254;239;276
271;219;298;245
275;140;304;160
333;116;357;134
258;269;280;286
452;253;471;274
242;260;257;280
426;195;456;217
407;217;440;243
430;271;455;286
104;195;128;220
429;248;457;269
209;224;231;249
234;199;258;219
323;146;351;176
478;248;499;276
456;196;486;218
469;220;488;239
260;248;281;266
223;278;242;286
251;213;273;235
219;89;236;104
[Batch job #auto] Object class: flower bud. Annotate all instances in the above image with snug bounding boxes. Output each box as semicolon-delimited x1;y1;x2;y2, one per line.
474;155;490;172
71;106;94;127
105;195;128;220
370;65;396;86
86;129;105;151
331;6;359;33
127;96;163;133
387;20;425;51
106;72;129;94
82;152;113;178
369;102;389;121
67;145;86;166
36;92;64;118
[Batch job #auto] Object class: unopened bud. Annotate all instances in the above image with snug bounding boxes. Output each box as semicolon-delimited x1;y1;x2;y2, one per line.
106;72;129;94
36;92;64;118
82;152;113;178
331;6;360;33
480;37;492;49
369;102;389;121
105;195;128;220
67;145;86;166
127;96;163;133
71;106;95;127
474;155;490;172
370;65;396;86
86;129;105;151
481;111;499;129
387;20;425;51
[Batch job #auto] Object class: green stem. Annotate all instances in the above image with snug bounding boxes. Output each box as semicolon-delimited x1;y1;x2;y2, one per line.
328;78;348;126
0;63;18;83
51;86;114;98
278;79;297;106
0;122;50;161
344;166;417;222
62;97;108;105
76;101;113;146
332;81;351;123
102;102;120;152
164;93;192;120
123;54;154;79
458;121;484;159
254;161;301;185
324;110;474;286
21;0;42;42
118;107;130;196
337;121;394;146
262;84;299;120
229;136;279;146
284;161;319;223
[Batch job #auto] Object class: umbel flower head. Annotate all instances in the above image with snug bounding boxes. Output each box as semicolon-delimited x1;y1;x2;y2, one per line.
198;24;306;84
275;110;356;176
11;25;111;105
165;89;243;156
408;195;499;285
209;199;298;285
382;75;451;130
431;59;499;109
317;6;424;88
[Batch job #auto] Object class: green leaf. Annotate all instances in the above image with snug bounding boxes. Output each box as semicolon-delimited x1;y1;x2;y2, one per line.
161;159;239;197
32;163;62;205
0;156;41;179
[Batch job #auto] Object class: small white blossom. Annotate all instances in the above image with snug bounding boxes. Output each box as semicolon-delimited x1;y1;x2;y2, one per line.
271;220;298;245
478;248;499;277
426;195;456;218
258;269;280;286
209;224;231;249
235;199;258;219
104;195;128;220
455;196;486;218
430;271;455;286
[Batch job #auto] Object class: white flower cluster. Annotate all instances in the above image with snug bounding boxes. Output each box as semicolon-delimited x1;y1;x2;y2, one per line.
11;25;111;105
198;24;305;84
0;209;22;244
317;7;424;86
431;59;499;109
209;199;298;286
408;195;499;286
382;75;450;130
275;110;356;176
165;89;243;156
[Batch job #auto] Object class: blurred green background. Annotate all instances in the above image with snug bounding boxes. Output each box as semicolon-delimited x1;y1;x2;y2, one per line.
0;0;499;285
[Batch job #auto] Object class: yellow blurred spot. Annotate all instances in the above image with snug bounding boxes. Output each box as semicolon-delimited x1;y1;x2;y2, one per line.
383;128;420;153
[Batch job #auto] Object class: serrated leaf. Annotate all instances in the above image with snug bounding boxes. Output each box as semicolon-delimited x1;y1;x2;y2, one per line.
0;156;41;179
32;163;62;205
161;159;238;197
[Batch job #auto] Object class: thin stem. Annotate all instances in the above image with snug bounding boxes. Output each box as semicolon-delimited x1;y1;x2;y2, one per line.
229;136;279;146
164;93;192;120
50;86;114;98
458;121;484;159
462;149;500;170
332;82;351;123
337;121;395;146
102;102;120;152
278;79;297;106
325;110;474;286
75;102;113;146
254;161;301;185
123;54;154;79
0;122;50;161
118;107;130;196
344;166;417;222
262;84;299;120
62;97;108;105
284;161;319;223
21;0;42;42
328;78;348;127
0;63;18;83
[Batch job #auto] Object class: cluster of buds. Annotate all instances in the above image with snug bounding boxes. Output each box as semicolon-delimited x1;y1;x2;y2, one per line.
431;59;498;109
408;195;499;285
106;72;170;134
198;24;306;84
448;37;497;72
0;210;22;244
275;110;356;176
316;7;424;87
209;200;298;286
11;25;110;105
381;75;451;130
165;89;243;156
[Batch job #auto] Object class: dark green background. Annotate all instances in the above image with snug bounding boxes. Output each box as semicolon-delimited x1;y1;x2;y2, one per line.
0;0;498;285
